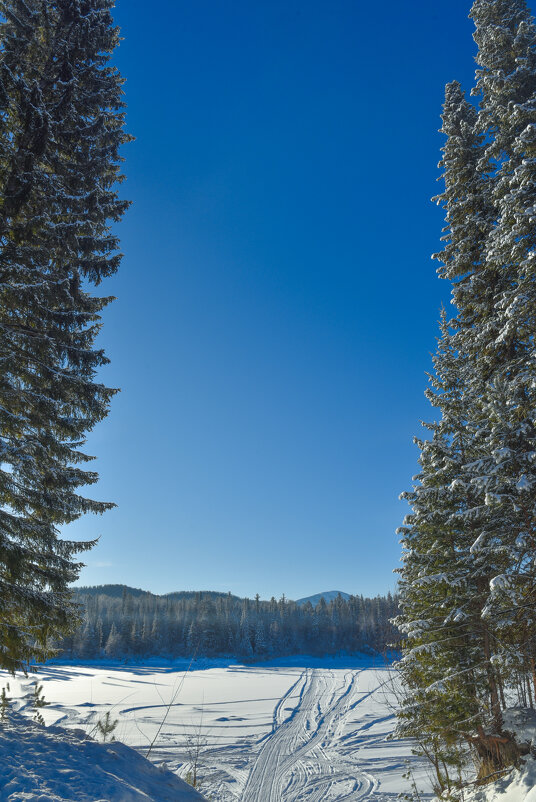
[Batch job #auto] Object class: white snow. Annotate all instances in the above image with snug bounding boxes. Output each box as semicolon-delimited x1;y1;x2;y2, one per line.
463;757;536;802
503;708;536;748
0;708;205;801
516;475;532;492
1;655;434;801
429;710;536;802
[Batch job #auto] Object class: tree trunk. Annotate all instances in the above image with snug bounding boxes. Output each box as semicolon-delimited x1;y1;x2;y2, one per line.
470;726;524;780
530;655;536;706
482;623;502;732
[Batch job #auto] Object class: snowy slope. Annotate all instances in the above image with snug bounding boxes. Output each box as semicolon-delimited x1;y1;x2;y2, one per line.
452;709;536;802
0;709;206;801
463;757;536;802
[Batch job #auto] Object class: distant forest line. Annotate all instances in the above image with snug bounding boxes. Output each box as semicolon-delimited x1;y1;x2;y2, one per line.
57;586;400;660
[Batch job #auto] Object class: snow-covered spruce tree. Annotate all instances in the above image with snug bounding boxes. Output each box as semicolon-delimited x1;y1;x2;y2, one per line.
0;0;130;672
465;0;536;705
396;315;495;796
396;1;536;783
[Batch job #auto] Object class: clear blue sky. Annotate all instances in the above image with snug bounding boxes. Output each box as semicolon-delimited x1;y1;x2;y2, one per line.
71;0;508;599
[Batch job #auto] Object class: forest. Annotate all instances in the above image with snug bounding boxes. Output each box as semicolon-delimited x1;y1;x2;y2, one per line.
57;587;400;660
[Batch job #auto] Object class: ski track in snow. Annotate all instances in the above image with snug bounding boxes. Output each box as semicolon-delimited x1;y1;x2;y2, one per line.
2;661;433;801
239;668;395;802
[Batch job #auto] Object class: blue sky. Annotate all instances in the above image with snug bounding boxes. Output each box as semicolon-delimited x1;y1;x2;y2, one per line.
71;0;506;599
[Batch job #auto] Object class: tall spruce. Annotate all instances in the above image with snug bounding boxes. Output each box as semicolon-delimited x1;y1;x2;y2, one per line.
469;0;536;694
396;316;491;795
397;0;536;793
0;0;130;672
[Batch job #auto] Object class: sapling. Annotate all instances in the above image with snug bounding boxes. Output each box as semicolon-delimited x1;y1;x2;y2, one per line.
32;683;49;725
97;710;119;742
0;683;11;722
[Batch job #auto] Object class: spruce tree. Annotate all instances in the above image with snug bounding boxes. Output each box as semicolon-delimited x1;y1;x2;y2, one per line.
397;0;536;788
396;80;500;780
464;0;536;705
0;0;130;672
396;318;490;795
482;120;536;687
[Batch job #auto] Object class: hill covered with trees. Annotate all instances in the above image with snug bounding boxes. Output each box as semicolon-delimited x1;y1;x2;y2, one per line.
58;586;399;660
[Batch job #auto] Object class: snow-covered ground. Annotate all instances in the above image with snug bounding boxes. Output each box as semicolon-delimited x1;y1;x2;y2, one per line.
461;710;536;802
463;757;536;802
0;709;205;801
1;655;435;800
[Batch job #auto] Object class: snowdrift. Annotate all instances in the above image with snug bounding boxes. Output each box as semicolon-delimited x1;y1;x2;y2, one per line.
457;709;536;802
465;756;536;802
0;710;206;801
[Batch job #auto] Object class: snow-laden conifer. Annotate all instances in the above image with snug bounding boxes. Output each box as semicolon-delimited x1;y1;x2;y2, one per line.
432;81;492;288
471;0;536;166
465;0;536;697
396;1;536;782
0;0;130;672
396;314;499;792
399;2;535;780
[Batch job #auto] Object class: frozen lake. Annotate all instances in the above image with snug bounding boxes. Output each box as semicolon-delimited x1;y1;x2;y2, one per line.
2;656;434;800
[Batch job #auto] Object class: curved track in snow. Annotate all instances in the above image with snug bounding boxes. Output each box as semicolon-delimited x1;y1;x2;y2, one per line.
239;668;393;802
3;662;432;801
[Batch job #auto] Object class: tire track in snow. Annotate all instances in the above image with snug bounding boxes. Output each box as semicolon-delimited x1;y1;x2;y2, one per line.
240;668;374;802
271;668;309;733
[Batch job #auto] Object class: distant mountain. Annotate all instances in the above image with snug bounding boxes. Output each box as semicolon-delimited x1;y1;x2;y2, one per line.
162;590;241;603
74;584;154;599
295;591;351;607
73;585;241;603
74;585;352;608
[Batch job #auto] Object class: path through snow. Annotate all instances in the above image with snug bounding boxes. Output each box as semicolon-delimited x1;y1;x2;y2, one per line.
1;657;434;800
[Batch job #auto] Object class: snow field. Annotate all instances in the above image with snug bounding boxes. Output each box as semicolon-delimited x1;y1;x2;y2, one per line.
1;656;434;800
0;709;205;801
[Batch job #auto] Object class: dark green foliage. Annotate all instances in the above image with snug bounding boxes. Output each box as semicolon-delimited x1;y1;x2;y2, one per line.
30;681;48;725
0;0;130;673
163;590;242;603
59;587;400;660
75;585;244;603
0;683;11;721
397;0;536;794
76;585;155;600
96;709;118;742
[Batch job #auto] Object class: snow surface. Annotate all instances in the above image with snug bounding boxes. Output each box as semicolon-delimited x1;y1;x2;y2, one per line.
433;709;536;802
0;708;205;801
1;655;435;801
464;757;536;802
503;708;536;748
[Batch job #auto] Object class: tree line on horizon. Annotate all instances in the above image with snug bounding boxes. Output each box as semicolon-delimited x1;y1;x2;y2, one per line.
57;588;399;660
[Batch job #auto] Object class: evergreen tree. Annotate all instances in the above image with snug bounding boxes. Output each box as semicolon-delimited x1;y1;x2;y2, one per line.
104;622;123;658
465;0;536;708
30;681;48;725
396;317;496;793
253;620;267;656
469;1;536;688
0;0;130;672
62;586;399;661
0;683;11;722
96;709;118;742
397;0;536;790
187;620;201;653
